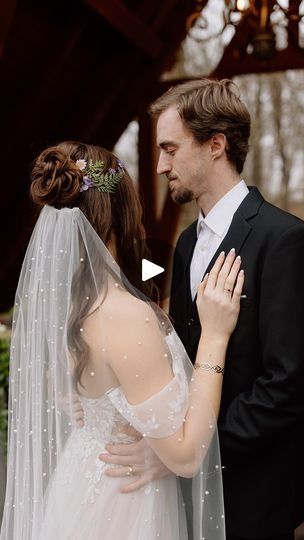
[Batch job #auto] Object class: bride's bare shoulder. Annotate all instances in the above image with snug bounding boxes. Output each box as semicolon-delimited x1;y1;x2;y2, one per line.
105;288;153;317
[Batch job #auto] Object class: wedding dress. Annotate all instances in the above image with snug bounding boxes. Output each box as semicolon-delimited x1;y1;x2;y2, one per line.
0;206;225;540
38;387;188;539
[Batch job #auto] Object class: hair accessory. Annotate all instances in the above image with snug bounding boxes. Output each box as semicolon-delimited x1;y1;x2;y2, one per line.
76;159;124;193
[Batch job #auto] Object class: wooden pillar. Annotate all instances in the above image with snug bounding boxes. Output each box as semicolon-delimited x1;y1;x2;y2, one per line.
138;101;181;308
138;101;158;236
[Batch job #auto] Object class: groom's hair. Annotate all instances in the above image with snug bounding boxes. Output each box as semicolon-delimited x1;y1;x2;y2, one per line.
150;78;251;174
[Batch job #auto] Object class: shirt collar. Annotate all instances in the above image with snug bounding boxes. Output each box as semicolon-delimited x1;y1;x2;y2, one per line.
197;180;249;238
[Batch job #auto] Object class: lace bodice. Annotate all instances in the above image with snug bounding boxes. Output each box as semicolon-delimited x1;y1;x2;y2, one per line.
57;395;134;505
56;341;189;507
80;394;130;443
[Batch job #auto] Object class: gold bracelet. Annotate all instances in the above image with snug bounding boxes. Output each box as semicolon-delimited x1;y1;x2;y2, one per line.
194;362;225;375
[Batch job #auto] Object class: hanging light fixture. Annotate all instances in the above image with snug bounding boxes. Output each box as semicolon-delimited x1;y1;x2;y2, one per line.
186;0;303;60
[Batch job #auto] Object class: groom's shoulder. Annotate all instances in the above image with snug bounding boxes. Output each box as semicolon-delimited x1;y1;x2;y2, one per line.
259;197;304;230
244;187;304;232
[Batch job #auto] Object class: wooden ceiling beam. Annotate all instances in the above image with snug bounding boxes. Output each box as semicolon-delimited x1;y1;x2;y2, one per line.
84;0;163;58
0;0;17;58
155;43;304;91
213;45;304;77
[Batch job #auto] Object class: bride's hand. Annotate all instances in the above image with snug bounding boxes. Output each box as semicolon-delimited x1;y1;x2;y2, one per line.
196;249;244;340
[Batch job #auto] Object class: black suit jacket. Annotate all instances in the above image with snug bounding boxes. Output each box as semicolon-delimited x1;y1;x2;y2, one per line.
169;187;304;538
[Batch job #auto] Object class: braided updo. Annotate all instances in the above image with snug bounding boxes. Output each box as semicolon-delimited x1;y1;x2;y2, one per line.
30;146;83;208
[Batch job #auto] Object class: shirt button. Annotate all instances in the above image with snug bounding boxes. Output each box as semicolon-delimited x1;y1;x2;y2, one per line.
187;318;194;326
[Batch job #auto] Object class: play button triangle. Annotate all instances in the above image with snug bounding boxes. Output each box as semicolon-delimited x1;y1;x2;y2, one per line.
141;259;164;282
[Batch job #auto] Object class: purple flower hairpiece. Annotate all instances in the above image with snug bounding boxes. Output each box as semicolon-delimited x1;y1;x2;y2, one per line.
76;159;124;193
80;176;94;192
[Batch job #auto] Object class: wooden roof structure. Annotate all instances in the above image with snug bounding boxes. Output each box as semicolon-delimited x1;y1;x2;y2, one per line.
0;0;195;311
0;0;303;311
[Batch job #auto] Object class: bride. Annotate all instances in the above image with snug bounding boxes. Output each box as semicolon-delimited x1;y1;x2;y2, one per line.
0;141;244;540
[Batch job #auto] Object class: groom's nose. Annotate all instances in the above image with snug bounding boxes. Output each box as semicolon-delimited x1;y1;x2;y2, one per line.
157;151;171;175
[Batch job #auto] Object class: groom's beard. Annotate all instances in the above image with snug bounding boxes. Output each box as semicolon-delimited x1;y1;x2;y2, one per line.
170;186;194;204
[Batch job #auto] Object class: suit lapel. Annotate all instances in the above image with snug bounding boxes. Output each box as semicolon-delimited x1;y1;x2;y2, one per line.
183;221;198;274
189;187;264;316
204;215;251;275
183;222;197;314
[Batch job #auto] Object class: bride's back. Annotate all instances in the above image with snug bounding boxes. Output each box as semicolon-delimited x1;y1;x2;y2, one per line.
77;284;143;399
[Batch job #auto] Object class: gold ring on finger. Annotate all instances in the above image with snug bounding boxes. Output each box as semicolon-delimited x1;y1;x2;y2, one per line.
126;465;135;476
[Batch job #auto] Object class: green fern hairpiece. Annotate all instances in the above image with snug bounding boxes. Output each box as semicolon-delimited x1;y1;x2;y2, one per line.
77;159;124;193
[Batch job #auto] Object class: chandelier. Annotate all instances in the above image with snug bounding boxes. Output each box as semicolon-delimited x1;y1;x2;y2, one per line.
186;0;304;60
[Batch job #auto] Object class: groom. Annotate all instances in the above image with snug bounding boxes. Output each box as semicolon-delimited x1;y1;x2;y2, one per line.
101;79;304;540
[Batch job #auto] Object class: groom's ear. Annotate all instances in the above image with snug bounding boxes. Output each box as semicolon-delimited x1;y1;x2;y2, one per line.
209;133;227;160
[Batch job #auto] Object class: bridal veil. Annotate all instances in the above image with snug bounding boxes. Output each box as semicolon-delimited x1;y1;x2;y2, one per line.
1;205;225;539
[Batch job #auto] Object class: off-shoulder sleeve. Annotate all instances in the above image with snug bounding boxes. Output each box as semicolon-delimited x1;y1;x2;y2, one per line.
108;335;190;438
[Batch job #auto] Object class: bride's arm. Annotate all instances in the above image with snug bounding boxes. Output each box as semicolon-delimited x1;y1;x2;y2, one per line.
106;250;243;477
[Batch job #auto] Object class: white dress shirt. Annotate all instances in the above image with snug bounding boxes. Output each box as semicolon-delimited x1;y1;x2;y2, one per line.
190;180;249;300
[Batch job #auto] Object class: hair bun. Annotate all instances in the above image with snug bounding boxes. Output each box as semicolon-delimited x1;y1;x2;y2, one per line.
30;146;83;208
